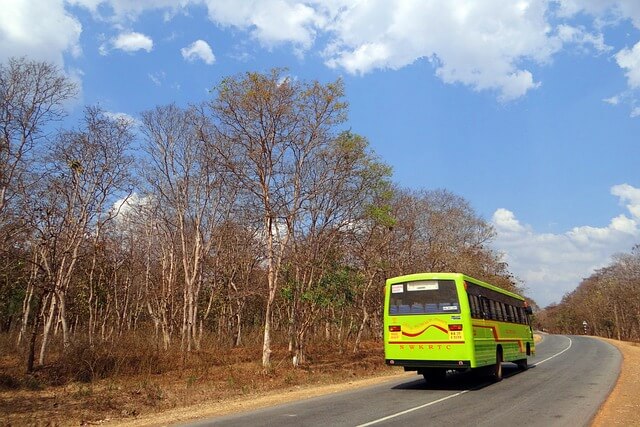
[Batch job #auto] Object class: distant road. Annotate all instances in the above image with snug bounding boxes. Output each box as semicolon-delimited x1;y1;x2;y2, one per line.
185;335;620;427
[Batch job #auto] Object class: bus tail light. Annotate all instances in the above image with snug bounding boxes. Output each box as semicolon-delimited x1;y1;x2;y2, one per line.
448;324;463;331
389;325;401;332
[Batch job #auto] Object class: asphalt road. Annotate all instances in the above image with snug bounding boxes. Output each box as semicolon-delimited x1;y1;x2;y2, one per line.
184;335;620;427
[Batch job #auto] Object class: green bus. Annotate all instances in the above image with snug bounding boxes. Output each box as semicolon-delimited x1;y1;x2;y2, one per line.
384;272;534;382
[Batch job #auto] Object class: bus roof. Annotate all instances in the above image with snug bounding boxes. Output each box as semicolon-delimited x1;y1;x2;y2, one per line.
385;272;525;301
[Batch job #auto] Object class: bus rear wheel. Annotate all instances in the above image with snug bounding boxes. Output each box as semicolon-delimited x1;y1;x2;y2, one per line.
515;358;528;370
422;368;447;383
492;348;503;382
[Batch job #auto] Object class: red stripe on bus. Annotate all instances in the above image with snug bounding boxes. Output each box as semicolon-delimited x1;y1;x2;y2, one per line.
401;324;448;337
472;324;526;352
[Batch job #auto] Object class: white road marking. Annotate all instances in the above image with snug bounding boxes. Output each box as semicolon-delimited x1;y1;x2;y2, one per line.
355;390;471;427
357;336;574;426
530;336;572;366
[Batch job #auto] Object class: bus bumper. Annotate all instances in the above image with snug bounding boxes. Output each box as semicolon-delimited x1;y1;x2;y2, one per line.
386;359;471;369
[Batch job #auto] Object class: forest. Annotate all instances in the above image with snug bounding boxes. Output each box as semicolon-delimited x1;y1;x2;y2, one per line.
1;57;525;381
537;245;640;341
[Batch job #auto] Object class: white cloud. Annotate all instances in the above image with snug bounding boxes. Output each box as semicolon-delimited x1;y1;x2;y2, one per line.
14;0;640;103
112;31;153;53
556;24;610;53
67;0;565;100
104;111;139;126
322;0;561;101
557;1;640;116
615;41;640;89
556;0;640;29
612;183;640;218
202;0;320;50
492;184;640;307
603;95;620;105
67;0;191;22
112;192;152;227
492;208;527;234
148;72;165;86
181;40;215;64
0;0;82;64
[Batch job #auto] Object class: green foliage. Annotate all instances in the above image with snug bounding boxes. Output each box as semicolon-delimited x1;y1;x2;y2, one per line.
281;265;358;309
314;267;359;308
0;256;29;332
365;204;396;228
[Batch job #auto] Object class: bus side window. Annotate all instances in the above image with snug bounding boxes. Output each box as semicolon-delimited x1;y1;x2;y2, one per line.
501;302;508;321
488;300;497;320
506;305;514;322
469;294;480;318
481;296;490;319
468;295;475;318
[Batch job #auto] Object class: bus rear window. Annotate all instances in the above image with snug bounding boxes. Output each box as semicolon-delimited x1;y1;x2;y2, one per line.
388;280;460;315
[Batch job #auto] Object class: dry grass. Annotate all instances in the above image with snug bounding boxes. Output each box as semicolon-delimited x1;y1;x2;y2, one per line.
591;337;640;426
0;333;394;426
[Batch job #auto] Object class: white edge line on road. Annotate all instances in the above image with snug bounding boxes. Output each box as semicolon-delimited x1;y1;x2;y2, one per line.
530;336;573;367
357;336;573;427
355;390;471;427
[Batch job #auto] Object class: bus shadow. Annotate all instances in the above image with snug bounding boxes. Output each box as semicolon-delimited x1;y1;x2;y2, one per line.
392;363;533;391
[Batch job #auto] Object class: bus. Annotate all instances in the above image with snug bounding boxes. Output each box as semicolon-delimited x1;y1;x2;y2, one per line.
384;272;534;382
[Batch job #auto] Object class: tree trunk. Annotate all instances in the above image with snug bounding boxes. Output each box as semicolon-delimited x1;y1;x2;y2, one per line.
613;302;622;341
39;292;56;366
234;311;242;347
17;282;34;346
353;307;369;353
55;289;70;348
262;294;273;368
27;291;45;373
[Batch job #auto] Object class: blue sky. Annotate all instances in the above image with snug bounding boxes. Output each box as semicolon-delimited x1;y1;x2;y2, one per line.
2;0;640;307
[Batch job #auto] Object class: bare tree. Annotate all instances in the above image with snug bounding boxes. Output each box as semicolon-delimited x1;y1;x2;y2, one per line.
284;131;394;357
22;107;133;369
140;104;234;351
209;69;347;367
0;58;76;348
0;57;76;224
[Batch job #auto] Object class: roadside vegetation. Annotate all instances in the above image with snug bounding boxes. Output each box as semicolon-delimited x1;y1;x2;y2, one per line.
0;57;524;422
536;245;640;341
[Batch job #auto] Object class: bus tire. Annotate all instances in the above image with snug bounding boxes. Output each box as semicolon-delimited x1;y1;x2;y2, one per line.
516;358;528;371
422;368;446;383
492;348;503;382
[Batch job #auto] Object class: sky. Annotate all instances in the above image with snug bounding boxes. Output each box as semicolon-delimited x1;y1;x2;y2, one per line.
2;0;640;307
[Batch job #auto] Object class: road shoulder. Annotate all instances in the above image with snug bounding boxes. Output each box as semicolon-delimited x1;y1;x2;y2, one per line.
591;337;640;426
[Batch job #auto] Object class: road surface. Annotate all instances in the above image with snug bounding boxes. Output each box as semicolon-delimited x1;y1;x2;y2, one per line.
184;335;620;427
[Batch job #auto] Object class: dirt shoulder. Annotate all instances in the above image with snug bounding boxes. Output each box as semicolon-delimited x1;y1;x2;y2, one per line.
591;337;640;426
